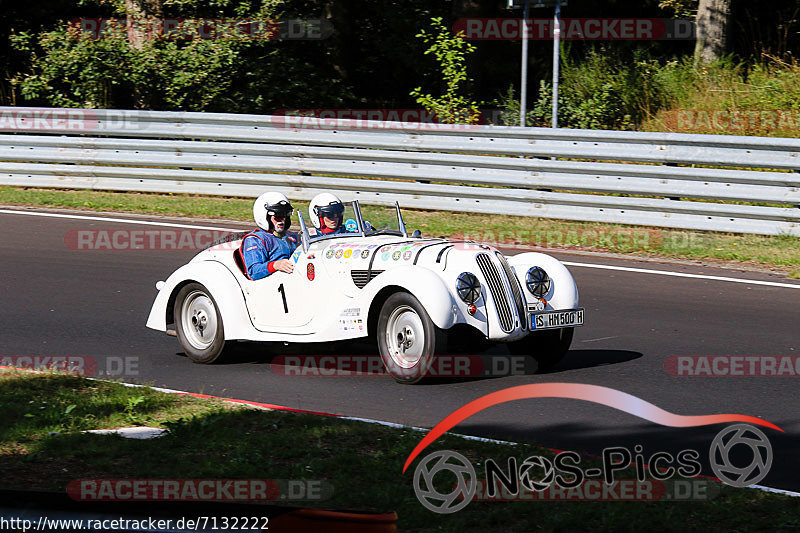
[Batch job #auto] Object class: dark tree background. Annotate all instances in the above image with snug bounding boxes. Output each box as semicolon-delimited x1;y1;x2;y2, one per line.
2;0;800;114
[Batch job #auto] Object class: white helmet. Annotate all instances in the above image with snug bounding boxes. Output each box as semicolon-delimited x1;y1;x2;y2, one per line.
309;192;344;230
253;192;293;233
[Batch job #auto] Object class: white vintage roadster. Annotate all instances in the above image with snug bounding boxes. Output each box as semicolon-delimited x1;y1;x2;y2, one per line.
146;201;583;383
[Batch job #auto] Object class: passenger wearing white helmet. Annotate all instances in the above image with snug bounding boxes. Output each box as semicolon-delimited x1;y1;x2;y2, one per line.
241;192;299;280
309;192;346;235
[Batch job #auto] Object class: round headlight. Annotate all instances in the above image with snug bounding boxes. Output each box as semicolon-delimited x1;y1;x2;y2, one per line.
525;267;551;298
456;272;481;304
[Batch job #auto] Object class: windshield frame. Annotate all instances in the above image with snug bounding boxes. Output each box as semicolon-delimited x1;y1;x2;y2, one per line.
296;200;409;250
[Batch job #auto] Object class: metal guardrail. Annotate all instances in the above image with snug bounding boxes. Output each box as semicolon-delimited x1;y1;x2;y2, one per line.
0;107;798;236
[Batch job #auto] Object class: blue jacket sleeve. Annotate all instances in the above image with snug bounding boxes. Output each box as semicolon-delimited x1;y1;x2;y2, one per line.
242;235;276;280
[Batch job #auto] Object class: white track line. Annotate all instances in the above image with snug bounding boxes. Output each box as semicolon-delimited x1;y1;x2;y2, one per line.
562;261;800;290
0;208;245;232
2;207;799;290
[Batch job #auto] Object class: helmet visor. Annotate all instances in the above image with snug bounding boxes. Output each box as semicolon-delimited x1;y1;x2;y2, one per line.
267;200;293;218
318;203;345;218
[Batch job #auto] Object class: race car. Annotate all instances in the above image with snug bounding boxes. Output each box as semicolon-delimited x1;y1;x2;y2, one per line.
146;201;583;383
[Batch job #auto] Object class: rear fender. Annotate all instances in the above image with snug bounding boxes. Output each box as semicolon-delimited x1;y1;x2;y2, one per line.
146;261;253;340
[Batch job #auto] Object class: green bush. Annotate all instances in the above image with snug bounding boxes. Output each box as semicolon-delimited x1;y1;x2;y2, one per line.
643;56;800;134
528;48;669;130
499;48;800;133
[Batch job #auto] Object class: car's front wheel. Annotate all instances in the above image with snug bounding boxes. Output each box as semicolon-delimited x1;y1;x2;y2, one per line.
174;282;227;364
377;292;445;384
508;327;574;371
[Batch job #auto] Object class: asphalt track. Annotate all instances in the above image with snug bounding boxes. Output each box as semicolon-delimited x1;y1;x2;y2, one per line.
2;207;799;493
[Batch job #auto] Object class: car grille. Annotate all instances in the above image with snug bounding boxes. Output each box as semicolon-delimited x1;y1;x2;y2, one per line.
351;270;384;289
496;252;527;330
476;253;515;332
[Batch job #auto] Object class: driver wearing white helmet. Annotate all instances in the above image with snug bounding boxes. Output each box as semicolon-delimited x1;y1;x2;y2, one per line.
309;192;346;235
241;192;299;280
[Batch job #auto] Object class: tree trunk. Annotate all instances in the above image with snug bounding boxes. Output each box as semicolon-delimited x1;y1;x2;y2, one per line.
694;0;731;64
322;0;352;82
125;0;163;48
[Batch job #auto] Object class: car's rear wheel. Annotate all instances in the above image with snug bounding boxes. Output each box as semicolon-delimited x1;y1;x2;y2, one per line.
508;327;574;371
174;282;227;364
377;292;445;384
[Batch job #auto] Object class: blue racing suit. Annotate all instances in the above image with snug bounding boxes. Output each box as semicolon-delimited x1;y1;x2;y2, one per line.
241;229;299;280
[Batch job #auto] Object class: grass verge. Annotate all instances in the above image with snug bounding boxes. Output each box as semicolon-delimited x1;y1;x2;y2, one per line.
1;186;800;272
1;370;798;532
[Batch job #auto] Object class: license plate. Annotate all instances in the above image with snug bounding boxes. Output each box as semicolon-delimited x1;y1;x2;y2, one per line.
530;308;584;330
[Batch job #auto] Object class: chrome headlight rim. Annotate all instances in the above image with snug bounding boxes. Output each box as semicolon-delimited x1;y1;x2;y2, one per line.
525;266;551;298
456;272;481;304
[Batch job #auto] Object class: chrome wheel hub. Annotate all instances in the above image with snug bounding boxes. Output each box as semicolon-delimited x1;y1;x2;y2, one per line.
385;305;425;368
181;291;217;350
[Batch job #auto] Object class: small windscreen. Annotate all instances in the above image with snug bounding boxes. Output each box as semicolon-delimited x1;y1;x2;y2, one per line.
307;201;405;241
308;202;362;241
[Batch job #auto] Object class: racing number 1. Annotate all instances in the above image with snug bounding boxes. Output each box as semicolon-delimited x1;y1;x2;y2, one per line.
278;283;289;313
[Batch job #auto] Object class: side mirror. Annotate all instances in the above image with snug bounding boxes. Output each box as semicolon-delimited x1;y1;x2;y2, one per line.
411;230;422;238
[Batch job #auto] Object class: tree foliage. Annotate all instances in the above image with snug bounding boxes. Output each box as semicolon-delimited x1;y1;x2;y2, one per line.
6;0;452;111
409;17;480;124
9;0;283;109
5;0;800;130
658;0;697;19
11;27;240;109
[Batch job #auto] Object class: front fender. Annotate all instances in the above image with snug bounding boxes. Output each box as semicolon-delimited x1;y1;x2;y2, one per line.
146;260;253;340
507;252;579;310
360;266;458;330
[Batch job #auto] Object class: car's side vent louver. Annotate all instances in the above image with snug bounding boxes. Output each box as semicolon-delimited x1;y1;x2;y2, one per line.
496;252;527;330
351;270;384;289
476;253;514;332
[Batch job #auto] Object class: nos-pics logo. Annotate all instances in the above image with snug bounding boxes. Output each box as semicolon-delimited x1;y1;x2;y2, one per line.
403;384;781;514
413;424;773;514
